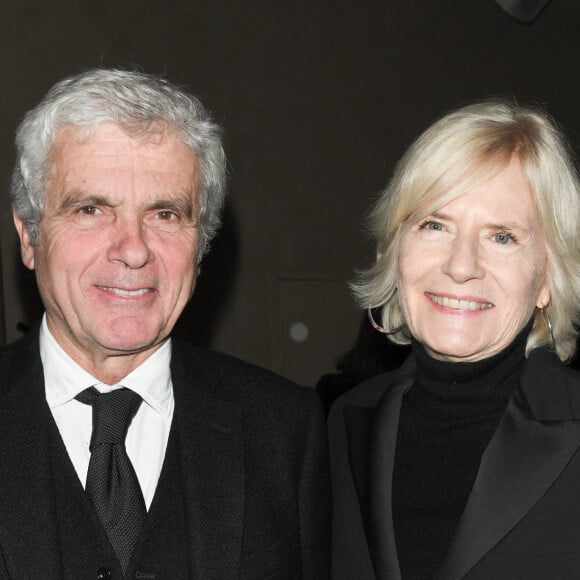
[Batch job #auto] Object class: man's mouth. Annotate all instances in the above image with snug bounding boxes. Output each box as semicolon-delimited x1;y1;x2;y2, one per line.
427;293;493;311
98;286;151;297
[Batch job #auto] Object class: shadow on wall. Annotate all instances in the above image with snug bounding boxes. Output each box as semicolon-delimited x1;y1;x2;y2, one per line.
0;245;4;345
13;251;43;336
316;313;411;415
172;200;240;349
11;199;240;350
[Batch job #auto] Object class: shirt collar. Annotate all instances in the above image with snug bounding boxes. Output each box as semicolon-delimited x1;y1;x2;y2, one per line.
40;315;173;417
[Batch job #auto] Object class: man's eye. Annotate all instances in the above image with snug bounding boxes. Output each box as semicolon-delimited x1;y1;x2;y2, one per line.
78;205;100;216
157;210;178;221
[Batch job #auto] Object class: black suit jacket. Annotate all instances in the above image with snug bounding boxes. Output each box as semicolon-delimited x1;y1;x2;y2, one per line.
0;330;331;579
328;347;580;579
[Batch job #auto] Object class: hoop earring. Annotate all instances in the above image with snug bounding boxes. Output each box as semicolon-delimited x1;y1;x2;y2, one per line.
542;307;555;351
367;308;405;335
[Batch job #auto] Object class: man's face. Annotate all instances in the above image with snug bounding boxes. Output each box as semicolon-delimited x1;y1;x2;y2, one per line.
15;122;200;369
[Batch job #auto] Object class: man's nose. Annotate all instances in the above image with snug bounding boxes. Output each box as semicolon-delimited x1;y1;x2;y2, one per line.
106;218;153;268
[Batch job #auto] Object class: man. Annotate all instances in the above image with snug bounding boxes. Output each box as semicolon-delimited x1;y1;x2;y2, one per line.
0;69;330;579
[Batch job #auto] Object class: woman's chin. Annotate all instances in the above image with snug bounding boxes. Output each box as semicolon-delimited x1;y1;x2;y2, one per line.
422;335;496;362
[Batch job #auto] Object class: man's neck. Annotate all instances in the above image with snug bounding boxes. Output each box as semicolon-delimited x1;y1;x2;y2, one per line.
43;317;168;385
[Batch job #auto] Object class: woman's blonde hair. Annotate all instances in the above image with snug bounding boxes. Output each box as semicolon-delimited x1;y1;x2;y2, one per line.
352;100;580;362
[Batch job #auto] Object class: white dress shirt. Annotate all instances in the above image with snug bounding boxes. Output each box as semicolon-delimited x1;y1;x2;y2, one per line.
40;316;174;509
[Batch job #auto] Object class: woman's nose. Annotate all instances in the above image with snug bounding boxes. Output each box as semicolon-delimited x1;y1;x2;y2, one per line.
441;235;485;283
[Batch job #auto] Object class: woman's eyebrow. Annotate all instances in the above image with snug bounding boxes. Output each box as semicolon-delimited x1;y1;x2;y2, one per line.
427;211;451;221
486;222;523;230
429;211;529;232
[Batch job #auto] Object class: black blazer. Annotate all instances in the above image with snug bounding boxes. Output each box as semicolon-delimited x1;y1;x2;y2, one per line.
0;330;331;579
328;347;580;579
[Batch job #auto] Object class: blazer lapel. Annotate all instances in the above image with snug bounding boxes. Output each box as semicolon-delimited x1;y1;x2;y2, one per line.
341;362;415;580
434;349;580;580
367;374;414;580
171;347;244;579
0;334;62;578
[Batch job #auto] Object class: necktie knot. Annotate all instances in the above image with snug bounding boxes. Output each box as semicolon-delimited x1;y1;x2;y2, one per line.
76;387;143;450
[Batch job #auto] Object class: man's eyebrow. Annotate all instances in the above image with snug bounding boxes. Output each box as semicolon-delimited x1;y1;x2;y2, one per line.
57;193;195;218
59;194;115;211
148;197;195;219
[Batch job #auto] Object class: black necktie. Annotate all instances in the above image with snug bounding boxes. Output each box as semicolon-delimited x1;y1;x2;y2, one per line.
76;387;147;573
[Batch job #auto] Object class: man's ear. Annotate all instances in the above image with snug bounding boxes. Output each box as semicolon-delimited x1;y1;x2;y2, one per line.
13;211;35;270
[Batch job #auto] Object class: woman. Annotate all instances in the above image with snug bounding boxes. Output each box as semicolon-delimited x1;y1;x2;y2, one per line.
328;100;580;580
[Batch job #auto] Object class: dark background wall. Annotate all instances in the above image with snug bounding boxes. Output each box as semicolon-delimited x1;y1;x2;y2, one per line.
0;0;578;384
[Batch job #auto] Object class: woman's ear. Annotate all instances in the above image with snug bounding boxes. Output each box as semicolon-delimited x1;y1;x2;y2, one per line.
536;282;551;310
13;211;35;270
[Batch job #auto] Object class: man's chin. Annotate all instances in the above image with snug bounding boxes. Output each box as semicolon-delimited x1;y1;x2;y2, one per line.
94;325;169;357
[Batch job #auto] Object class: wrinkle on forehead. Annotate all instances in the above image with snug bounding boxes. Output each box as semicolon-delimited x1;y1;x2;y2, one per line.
46;123;199;211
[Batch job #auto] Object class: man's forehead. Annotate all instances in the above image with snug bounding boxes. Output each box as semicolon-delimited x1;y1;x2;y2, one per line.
50;122;198;175
45;122;200;207
53;120;190;150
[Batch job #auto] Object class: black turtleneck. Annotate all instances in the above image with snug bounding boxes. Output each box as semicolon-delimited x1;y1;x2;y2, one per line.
392;323;531;580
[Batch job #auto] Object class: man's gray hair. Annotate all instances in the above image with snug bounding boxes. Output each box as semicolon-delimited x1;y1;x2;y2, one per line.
11;68;226;259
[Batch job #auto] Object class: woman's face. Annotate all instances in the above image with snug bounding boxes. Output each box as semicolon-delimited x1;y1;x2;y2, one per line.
397;156;550;362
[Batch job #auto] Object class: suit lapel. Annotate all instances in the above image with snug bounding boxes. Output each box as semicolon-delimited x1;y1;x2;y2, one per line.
171;344;244;579
0;333;62;577
434;349;580;580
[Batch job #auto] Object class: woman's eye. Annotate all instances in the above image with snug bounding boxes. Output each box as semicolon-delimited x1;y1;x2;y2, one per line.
419;220;444;231
494;232;513;245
